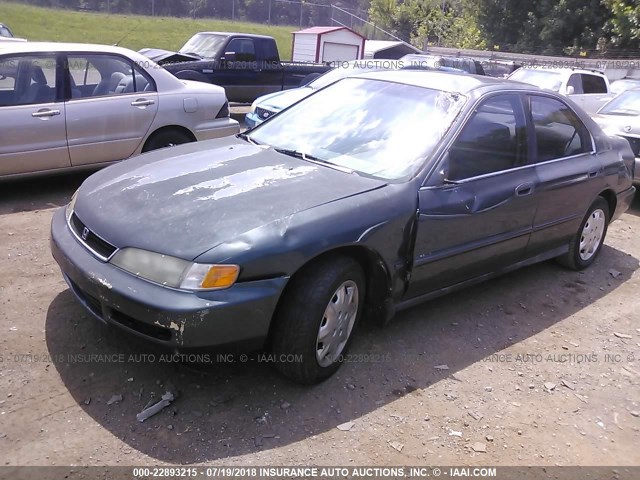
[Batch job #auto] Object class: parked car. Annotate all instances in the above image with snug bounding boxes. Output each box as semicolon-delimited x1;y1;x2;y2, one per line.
0;42;238;178
140;32;332;103
51;70;635;384
401;54;485;75
246;59;395;128
610;77;640;95
0;23;26;42
481;59;521;78
508;67;614;113
592;88;640;184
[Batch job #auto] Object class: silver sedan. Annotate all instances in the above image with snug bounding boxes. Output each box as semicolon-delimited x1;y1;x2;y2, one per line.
0;42;239;178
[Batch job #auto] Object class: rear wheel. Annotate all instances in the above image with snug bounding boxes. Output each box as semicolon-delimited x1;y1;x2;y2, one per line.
271;256;365;384
557;197;609;270
142;129;193;153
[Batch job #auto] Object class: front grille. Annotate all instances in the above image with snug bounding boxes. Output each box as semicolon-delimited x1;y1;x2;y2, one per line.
255;106;275;120
70;212;117;260
622;136;640;157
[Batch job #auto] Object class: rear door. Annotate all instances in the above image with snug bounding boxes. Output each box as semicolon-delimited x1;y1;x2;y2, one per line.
526;94;602;256
63;53;159;166
407;93;538;297
0;53;71;176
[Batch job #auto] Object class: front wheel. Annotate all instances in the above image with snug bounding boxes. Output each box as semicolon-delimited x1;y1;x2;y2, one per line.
271;256;365;384
557;197;610;270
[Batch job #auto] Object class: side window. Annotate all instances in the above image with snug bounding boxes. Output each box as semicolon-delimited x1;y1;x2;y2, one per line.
260;40;279;63
567;74;583;94
67;55;154;99
0;55;57;106
448;95;526;181
226;38;257;62
582;74;607;94
530;95;591;162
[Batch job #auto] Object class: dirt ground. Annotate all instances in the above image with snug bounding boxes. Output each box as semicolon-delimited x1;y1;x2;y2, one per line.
0;169;639;474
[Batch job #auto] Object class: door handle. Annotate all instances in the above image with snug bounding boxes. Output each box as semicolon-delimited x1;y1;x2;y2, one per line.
131;99;155;107
32;109;60;118
588;169;599;178
515;183;534;196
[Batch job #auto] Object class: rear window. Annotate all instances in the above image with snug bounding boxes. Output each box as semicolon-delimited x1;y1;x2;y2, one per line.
582;74;607;94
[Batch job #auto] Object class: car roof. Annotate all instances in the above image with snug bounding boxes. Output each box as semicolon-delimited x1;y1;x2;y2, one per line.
191;31;274;40
516;67;605;75
352;69;538;95
0;41;138;56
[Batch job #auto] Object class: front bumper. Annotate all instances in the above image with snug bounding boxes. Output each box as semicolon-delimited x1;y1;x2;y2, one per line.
194;118;240;141
50;208;288;349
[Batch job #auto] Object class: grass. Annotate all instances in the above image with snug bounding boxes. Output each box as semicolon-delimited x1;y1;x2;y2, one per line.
0;2;296;59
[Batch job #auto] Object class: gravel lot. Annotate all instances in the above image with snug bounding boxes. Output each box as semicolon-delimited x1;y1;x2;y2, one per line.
0;164;639;472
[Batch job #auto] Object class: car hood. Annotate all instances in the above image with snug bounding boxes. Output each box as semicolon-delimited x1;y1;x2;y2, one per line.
592;113;640;137
74;137;386;260
138;47;201;64
257;87;314;112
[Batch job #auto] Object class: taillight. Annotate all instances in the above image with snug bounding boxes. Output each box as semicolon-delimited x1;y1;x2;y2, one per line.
216;101;229;118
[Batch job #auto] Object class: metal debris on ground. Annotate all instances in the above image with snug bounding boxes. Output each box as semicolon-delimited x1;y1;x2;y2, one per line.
106;394;123;405
608;269;622;279
434;365;449;370
471;442;486;452
136;391;175;423
336;421;355;431
388;441;404;452
613;332;632;339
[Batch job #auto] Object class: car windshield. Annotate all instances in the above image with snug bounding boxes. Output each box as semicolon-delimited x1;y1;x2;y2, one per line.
610;79;640;95
308;62;393;90
179;33;227;58
509;69;563;91
248;77;466;181
599;90;640;116
0;26;12;38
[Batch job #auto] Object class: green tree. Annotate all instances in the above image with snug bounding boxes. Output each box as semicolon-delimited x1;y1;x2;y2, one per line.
604;0;640;49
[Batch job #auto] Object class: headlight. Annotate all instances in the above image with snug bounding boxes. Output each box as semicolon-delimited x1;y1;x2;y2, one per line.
110;248;239;291
249;99;258;113
66;190;78;223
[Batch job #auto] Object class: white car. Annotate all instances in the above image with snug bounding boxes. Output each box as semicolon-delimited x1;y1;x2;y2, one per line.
0;42;239;178
509;67;614;114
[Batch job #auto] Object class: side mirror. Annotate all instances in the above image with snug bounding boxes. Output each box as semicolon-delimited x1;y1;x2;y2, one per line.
566;85;575;95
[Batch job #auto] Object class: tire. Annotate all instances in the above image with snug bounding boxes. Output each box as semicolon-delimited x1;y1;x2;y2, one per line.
271;255;365;384
557;197;610;270
142;129;193;153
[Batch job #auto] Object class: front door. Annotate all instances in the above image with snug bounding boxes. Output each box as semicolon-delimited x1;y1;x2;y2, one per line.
407;93;538;297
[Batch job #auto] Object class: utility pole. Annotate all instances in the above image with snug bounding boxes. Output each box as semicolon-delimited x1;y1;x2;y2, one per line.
232;0;235;21
299;0;303;28
268;0;272;24
151;0;155;16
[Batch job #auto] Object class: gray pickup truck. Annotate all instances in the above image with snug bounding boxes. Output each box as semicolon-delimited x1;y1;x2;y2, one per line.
140;32;331;103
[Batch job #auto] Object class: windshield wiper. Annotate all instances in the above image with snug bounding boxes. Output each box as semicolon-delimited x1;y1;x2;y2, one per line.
238;132;260;145
274;148;354;174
